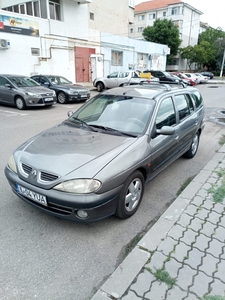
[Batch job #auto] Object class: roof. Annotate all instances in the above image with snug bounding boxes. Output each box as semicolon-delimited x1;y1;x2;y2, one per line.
135;0;182;13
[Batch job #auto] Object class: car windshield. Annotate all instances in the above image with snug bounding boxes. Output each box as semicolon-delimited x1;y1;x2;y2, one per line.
9;76;40;87
48;76;71;85
68;94;155;136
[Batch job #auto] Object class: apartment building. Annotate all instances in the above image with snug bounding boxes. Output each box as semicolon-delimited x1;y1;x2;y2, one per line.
0;0;168;82
130;0;202;71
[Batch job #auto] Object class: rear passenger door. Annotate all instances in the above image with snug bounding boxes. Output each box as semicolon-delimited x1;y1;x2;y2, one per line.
173;93;197;154
149;96;180;176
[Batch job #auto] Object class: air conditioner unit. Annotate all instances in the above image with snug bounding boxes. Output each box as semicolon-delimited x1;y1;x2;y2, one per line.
0;39;10;50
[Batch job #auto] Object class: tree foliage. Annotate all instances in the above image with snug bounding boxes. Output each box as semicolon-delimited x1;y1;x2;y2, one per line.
179;41;216;70
142;19;182;56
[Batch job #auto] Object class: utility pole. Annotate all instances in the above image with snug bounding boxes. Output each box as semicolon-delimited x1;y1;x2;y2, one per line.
220;48;225;77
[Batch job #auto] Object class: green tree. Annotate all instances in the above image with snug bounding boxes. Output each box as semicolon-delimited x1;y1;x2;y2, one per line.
198;27;225;70
142;19;182;56
179;41;216;70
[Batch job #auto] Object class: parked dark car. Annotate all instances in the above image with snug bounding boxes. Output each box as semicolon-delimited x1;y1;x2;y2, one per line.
143;70;182;83
31;75;90;104
0;74;56;110
201;71;214;79
5;83;205;222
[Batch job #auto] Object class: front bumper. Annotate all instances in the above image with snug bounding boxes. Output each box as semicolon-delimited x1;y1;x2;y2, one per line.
5;166;120;223
68;94;90;102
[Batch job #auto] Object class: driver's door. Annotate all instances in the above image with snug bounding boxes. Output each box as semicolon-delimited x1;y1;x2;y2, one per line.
104;72;119;88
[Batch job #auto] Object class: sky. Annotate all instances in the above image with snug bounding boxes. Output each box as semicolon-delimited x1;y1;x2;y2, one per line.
134;0;225;30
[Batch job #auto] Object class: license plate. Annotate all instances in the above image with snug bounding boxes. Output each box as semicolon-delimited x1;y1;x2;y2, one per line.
80;95;87;98
44;97;53;102
16;184;47;206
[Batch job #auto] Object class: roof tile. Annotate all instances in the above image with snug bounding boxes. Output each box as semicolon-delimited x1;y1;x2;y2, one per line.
135;0;182;13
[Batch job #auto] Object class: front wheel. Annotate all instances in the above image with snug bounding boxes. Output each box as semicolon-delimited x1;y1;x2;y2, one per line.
15;97;26;110
57;91;67;104
183;132;199;158
96;82;104;92
115;171;145;219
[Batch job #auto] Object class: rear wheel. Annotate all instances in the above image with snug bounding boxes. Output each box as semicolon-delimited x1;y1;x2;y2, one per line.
15;97;26;110
183;132;199;158
57;91;67;104
96;82;104;92
115;171;144;219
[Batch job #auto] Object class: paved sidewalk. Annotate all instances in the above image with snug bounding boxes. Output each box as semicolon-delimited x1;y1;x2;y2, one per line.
91;145;225;300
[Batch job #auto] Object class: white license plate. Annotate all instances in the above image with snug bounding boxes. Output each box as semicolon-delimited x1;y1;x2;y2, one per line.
44;97;53;102
80;95;87;97
16;184;47;206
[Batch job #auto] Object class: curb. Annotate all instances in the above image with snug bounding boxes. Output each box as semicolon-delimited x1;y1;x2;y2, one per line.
91;144;225;300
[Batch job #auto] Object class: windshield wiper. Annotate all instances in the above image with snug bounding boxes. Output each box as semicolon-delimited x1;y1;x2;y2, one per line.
69;117;98;132
89;124;137;137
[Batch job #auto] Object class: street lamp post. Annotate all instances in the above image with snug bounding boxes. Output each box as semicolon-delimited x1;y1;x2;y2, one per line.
220;48;225;78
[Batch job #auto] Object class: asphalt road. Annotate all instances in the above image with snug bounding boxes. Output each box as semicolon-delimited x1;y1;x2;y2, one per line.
1;84;225;300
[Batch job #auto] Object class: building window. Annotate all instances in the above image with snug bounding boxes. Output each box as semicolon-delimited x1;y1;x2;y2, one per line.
49;0;61;20
138;15;145;21
130;28;133;33
129;0;134;8
149;13;155;20
90;12;94;20
31;48;40;56
138;27;143;32
111;51;123;66
163;11;166;17
171;7;179;15
3;1;42;18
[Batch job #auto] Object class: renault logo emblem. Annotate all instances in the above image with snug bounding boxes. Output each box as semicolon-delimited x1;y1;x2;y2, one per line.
30;169;37;179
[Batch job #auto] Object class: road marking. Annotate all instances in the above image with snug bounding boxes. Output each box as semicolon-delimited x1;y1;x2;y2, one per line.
0;109;28;116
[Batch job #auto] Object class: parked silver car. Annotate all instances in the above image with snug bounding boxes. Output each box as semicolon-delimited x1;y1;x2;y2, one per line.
5;83;205;222
0;75;56;110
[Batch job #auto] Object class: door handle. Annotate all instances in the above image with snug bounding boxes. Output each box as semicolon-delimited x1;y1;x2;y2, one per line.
174;134;179;140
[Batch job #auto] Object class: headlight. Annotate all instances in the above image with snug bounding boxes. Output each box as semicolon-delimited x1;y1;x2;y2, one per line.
68;89;78;95
8;154;17;173
26;92;38;96
53;179;101;194
52;90;56;96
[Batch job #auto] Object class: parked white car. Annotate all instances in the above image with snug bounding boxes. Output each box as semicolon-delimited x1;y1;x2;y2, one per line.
195;73;209;84
93;70;146;92
183;73;200;84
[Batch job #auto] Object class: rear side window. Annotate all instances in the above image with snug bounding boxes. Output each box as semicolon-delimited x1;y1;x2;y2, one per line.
174;94;193;121
191;91;203;108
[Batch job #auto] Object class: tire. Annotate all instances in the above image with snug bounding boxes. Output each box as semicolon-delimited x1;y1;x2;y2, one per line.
115;171;145;219
15;96;26;110
57;91;67;104
96;82;104;92
183;132;199;159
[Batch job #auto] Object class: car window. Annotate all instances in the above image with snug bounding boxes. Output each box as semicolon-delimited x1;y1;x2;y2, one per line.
9;77;39;87
156;97;176;130
174;94;191;121
32;76;40;83
108;72;119;78
190;91;203;108
70;94;155;135
0;77;10;86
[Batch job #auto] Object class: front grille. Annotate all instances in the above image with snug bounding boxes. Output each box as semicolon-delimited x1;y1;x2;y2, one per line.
21;162;60;182
79;91;88;96
21;163;32;175
40;171;59;182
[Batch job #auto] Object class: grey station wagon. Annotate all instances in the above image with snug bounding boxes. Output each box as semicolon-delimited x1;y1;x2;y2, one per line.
5;83;205;222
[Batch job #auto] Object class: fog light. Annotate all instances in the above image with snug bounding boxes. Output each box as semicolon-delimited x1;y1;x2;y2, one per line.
76;210;88;219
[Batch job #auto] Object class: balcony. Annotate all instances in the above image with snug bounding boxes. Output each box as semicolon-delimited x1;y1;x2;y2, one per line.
71;0;92;3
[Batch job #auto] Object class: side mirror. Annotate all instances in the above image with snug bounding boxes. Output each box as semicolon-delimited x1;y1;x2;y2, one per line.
67;111;73;117
156;126;175;136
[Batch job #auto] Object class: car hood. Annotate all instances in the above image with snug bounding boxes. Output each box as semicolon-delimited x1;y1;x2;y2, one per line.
19;86;54;95
51;84;89;91
14;122;137;179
